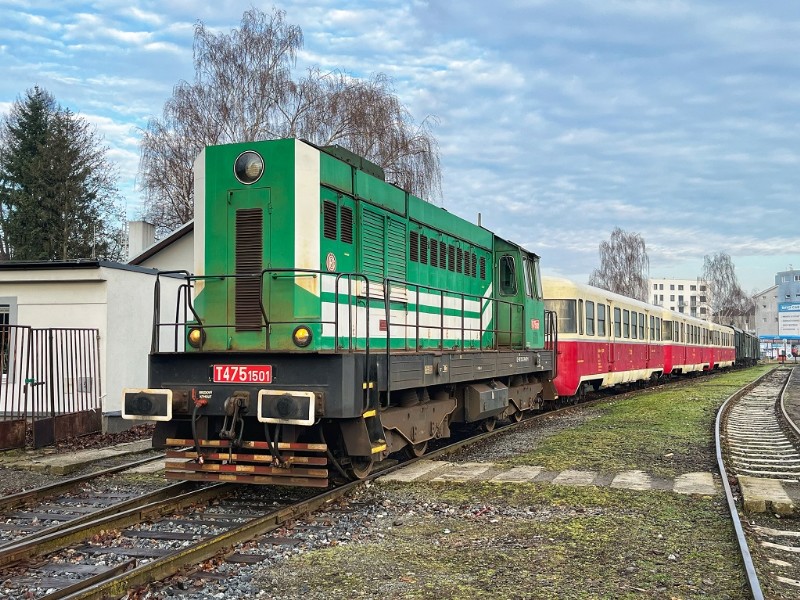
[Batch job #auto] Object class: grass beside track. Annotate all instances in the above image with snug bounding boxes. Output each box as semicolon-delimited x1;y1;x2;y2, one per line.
259;365;774;599
267;483;748;599
503;364;775;478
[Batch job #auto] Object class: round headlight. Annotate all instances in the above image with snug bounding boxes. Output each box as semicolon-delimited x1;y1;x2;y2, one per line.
234;151;264;184
188;327;206;348
292;325;312;348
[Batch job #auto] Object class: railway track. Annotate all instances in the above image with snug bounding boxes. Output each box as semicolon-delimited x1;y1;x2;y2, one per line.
718;366;800;600
0;455;187;549
0;388;618;599
0;368;765;599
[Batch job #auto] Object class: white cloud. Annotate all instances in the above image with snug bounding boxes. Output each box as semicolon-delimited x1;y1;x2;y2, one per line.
1;0;798;294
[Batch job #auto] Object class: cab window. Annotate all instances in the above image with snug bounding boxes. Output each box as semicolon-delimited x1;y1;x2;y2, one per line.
499;255;517;295
522;256;543;299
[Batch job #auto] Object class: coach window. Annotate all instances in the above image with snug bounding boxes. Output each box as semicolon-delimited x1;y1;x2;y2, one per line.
662;321;672;341
546;299;577;334
585;301;595;336
614;307;622;337
631;312;637;339
597;303;606;336
656;318;661;341
650;316;655;340
577;299;584;335
639;313;645;339
623;310;630;338
499;255;517;295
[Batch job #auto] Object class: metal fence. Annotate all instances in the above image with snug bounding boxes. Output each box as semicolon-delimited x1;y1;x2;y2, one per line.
1;325;102;449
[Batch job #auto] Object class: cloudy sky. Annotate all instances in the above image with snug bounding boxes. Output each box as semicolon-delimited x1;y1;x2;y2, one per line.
1;0;798;293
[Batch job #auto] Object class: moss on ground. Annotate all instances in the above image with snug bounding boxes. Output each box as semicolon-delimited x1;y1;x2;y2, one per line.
502;365;774;478
267;483;749;599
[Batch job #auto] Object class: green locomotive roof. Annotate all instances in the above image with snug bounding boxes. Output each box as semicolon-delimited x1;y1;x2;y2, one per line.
316;140;493;251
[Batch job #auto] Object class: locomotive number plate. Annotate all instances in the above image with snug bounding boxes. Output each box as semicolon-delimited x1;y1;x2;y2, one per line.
212;365;273;384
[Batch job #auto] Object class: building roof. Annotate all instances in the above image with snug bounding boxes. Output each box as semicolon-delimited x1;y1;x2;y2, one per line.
0;259;160;275
128;220;194;266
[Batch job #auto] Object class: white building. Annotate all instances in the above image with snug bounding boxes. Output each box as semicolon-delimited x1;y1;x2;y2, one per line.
0;221;192;433
649;277;711;320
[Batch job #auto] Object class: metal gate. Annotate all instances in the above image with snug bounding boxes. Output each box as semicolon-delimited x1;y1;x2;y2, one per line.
0;326;102;449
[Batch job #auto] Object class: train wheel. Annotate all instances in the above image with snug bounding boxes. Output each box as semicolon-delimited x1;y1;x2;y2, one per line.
349;457;374;480
481;417;497;432
404;441;428;459
510;410;523;423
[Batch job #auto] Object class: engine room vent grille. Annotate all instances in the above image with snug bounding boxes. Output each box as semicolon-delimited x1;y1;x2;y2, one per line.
341;206;353;244
235;208;264;332
323;201;337;240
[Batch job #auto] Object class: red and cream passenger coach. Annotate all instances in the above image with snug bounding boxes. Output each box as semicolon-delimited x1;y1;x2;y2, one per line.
543;277;735;399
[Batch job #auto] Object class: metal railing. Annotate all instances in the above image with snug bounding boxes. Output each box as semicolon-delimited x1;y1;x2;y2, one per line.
152;269;530;355
1;325;102;449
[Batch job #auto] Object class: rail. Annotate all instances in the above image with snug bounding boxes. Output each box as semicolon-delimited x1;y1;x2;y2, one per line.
714;369;780;600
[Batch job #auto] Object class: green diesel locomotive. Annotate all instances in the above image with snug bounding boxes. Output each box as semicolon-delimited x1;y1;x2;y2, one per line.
123;138;556;486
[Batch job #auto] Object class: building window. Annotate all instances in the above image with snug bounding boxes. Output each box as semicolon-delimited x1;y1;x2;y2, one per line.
678;285;684;290
653;284;658;290
690;285;696;291
659;284;663;290
670;284;675;290
670;295;675;301
1;304;9;376
700;285;706;291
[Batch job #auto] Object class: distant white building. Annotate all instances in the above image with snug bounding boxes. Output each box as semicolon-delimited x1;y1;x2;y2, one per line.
754;285;779;338
649;277;711;320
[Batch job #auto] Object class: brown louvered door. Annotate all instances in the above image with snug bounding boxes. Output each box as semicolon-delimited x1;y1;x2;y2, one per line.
228;188;270;349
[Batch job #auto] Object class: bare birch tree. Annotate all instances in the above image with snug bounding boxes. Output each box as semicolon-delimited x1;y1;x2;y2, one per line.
139;8;440;234
588;227;650;301
702;252;753;324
